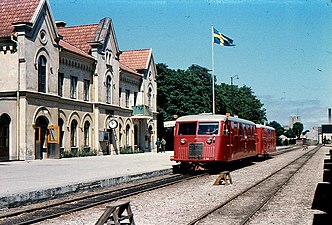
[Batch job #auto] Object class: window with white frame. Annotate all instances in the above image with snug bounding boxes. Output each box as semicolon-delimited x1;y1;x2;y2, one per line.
126;124;130;146
106;76;112;103
70;119;78;147
125;89;130;108
148;87;152;107
119;88;122;106
83;79;90;101
58;73;64;96
70;76;78;99
119;124;122;147
134;92;138;106
38;56;47;93
84;121;90;147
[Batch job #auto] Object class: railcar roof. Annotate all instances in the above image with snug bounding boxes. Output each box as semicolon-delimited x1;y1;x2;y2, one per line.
255;124;275;130
176;114;256;125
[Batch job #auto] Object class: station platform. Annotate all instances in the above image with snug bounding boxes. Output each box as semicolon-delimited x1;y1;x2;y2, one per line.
0;151;176;209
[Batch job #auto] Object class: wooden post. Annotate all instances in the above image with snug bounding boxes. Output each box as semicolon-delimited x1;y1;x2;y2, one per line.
95;201;135;225
213;171;232;185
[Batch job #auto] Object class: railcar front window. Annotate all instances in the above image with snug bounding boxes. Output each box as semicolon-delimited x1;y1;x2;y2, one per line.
198;122;219;135
178;122;197;135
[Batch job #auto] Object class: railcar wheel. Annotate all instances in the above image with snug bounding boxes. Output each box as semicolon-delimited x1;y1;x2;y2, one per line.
179;162;190;173
179;162;199;174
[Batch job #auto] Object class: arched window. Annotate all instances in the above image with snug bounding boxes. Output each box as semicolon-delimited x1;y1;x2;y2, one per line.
0;114;11;161
126;124;130;146
148;87;152;107
106;76;112;104
58;118;64;148
84;121;90;147
134;125;138;146
119;124;122;147
38;56;47;92
70;120;78;147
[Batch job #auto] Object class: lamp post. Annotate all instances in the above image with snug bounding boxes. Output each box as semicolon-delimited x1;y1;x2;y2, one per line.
230;75;239;115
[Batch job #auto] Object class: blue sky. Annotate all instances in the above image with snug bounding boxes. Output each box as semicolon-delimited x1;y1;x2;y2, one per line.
50;0;332;129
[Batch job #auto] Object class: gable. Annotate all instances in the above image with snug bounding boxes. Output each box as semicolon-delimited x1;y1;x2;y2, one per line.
0;0;59;41
58;24;99;54
0;0;40;37
58;17;120;56
120;49;152;71
94;17;119;55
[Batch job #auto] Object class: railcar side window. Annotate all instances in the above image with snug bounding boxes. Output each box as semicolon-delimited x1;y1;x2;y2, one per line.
233;122;238;135
198;122;219;135
178;122;197;135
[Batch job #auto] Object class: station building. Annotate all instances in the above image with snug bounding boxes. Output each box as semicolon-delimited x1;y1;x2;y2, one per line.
0;0;158;161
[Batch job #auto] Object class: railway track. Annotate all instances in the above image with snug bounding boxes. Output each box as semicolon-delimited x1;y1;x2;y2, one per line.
0;173;205;225
187;145;321;225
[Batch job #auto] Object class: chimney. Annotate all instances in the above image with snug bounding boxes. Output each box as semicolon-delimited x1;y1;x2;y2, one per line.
329;108;331;124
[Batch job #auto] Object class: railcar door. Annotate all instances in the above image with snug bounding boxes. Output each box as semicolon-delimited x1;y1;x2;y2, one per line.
238;123;246;159
223;119;232;161
230;121;239;160
228;121;234;161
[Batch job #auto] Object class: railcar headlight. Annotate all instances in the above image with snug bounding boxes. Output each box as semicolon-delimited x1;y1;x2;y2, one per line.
206;138;212;144
180;138;186;144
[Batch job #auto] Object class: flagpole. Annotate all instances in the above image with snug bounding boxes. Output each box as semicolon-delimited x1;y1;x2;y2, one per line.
211;24;215;114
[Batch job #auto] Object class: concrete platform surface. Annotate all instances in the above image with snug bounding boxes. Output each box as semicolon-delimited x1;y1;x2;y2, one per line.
0;152;176;208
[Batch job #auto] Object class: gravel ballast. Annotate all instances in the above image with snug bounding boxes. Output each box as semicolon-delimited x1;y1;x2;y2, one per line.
37;146;327;225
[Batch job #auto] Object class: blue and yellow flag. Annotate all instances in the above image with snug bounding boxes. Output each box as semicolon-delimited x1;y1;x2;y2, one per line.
213;27;235;46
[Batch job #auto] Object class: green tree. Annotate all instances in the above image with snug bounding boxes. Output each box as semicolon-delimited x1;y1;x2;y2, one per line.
284;128;296;139
266;121;284;146
266;121;284;137
215;84;266;124
156;63;212;121
292;122;304;139
234;86;266;123
156;63;267;124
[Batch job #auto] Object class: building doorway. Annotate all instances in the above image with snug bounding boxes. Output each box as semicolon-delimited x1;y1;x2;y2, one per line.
35;116;49;159
148;125;153;152
0;114;10;161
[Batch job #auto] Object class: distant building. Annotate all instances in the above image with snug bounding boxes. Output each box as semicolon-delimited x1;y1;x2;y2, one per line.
305;126;319;143
289;115;301;129
283;125;290;131
0;0;158;161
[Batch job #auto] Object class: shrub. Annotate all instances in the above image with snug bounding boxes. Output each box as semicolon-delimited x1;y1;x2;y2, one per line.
61;147;97;158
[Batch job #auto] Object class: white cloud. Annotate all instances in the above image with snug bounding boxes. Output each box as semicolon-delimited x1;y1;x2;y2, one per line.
259;95;329;129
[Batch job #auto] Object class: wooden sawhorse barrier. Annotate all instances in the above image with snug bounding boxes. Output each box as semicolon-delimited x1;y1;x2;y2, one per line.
213;171;232;185
95;201;135;225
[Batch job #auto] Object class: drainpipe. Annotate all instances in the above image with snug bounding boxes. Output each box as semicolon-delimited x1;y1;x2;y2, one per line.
11;34;20;160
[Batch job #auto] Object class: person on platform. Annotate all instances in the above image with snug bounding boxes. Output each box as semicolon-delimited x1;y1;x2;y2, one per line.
156;138;161;153
161;137;166;153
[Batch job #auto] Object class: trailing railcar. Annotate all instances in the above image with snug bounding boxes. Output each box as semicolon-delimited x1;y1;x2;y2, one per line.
256;124;276;156
170;114;257;169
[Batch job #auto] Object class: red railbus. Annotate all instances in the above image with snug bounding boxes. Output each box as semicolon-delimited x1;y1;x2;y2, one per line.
256;124;276;156
171;114;257;169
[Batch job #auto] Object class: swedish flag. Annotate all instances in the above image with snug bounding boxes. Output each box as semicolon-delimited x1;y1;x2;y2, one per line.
213;27;235;46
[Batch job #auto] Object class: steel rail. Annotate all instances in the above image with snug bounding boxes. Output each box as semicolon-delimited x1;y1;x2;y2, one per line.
239;146;320;225
0;173;206;225
187;145;321;225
